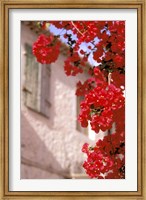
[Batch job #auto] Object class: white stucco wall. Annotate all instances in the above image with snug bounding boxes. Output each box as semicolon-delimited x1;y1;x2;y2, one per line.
21;23;93;179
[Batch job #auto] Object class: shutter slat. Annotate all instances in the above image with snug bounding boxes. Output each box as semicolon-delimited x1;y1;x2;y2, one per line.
40;65;51;118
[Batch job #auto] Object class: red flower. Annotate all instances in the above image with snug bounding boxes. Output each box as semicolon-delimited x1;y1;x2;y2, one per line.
33;34;61;64
111;41;125;53
64;53;85;76
111;71;125;88
113;55;124;68
82;131;125;179
82;143;89;154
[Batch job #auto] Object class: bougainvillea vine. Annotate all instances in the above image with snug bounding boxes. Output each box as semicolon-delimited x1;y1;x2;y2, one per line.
32;21;125;179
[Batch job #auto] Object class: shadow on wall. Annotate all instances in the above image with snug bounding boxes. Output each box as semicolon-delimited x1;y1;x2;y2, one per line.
49;57;78;127
21;113;71;179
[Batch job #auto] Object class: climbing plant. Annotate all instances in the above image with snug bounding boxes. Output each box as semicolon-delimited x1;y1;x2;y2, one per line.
32;21;125;179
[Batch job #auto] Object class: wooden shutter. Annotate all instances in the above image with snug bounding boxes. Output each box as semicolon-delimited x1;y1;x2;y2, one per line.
23;43;51;118
40;64;51;118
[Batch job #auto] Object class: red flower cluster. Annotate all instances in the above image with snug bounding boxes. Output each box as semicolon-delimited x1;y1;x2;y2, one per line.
102;21;125;70
76;80;93;96
33;34;61;64
78;84;125;133
76;68;107;96
64;53;86;76
96;132;125;156
82;132;125;179
70;21;125;71
81;21;125;84
83;149;114;178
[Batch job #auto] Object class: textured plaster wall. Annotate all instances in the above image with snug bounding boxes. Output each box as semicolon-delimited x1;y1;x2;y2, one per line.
21;24;92;179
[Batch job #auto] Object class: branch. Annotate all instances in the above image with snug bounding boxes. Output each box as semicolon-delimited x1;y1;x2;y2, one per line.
71;21;84;36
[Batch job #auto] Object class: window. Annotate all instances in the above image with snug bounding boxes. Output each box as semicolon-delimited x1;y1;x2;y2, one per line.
23;43;51;118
